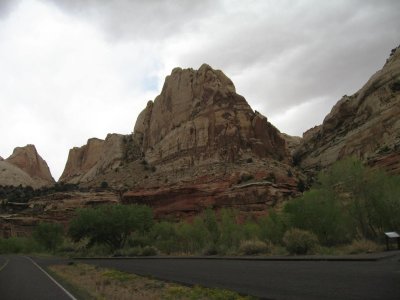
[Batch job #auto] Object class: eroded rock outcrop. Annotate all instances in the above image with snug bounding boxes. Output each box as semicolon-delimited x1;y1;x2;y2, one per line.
0;145;54;188
60;134;126;184
295;46;400;174
134;64;288;169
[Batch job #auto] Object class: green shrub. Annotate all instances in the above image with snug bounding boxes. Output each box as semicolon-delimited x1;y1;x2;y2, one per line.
141;245;158;256
150;221;178;254
202;244;219;256
0;237;41;254
218;209;242;252
317;157;400;239
33;222;64;252
283;228;319;255
259;211;288;244
241;221;262;241
284;189;352;245
69;204;153;250
239;239;270;255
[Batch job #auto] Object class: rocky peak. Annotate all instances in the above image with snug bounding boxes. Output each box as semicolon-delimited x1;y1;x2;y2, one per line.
0;144;54;188
133;64;288;169
6;144;54;184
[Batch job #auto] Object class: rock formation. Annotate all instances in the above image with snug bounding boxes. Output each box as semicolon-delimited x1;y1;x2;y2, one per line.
295;46;400;175
61;64;291;186
133;64;288;169
0;145;54;188
0;190;119;238
59;64;300;217
60;134;126;184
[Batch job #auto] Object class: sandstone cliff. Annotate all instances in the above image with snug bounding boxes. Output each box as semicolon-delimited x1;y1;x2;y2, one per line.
59;64;300;217
133;64;288;169
295;46;400;174
59;135;126;184
61;64;293;187
0;145;54;188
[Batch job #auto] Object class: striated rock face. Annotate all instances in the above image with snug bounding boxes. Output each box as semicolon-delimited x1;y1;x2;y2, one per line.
134;64;288;169
295;46;400;174
61;64;292;187
0;145;54;188
122;163;299;219
60;134;126;184
59;64;299;217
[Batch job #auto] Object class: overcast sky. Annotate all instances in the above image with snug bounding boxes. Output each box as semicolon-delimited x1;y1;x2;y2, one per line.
1;0;399;180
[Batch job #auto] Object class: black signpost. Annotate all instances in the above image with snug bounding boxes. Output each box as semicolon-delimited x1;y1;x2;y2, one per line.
384;232;400;251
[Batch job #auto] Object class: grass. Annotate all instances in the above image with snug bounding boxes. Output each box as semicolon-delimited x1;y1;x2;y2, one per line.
49;263;257;300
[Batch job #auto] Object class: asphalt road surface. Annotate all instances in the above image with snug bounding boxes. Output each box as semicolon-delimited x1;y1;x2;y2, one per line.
66;256;400;300
0;255;75;300
2;255;399;300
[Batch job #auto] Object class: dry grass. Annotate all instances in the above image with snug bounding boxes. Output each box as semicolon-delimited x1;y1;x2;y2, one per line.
342;239;384;254
49;263;255;300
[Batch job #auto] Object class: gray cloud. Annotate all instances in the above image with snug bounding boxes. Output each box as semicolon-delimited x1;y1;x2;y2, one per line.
43;0;221;41
42;0;400;114
175;0;400;117
0;0;20;18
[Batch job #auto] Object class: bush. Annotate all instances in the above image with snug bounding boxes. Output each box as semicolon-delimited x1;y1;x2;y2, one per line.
0;237;41;254
201;244;219;256
150;221;178;254
218;209;242;252
33;222;64;252
259;211;288;244
239;239;270;255
284;189;352;246
283;228;319;255
317;157;400;239
69;204;153;250
100;181;108;189
141;245;158;256
238;173;254;184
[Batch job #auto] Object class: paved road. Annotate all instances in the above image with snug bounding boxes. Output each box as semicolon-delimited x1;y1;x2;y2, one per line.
0;255;75;300
55;256;400;300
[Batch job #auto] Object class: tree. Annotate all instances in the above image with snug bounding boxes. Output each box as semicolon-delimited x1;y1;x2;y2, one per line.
68;204;153;250
33;222;64;252
284;188;352;245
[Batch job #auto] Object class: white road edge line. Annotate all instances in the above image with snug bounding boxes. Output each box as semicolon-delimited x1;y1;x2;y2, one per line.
24;256;77;300
0;258;9;272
